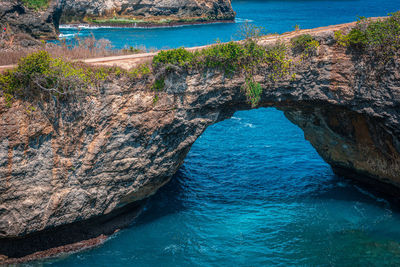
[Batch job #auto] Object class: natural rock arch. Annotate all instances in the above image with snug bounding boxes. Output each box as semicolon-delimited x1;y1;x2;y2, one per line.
1;22;400;263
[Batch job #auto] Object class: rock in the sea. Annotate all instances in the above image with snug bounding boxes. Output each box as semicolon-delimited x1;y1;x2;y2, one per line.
60;0;236;24
0;0;235;46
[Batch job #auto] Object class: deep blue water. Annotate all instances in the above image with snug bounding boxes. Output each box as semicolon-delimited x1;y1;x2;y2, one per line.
59;0;399;49
41;1;400;266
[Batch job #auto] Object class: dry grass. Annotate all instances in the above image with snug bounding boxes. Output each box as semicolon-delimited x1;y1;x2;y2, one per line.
0;32;145;66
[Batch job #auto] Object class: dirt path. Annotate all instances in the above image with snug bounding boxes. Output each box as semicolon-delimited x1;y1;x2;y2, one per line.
0;21;359;72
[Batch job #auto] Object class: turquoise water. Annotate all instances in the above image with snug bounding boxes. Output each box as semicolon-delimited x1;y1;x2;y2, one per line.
44;1;400;266
60;0;399;49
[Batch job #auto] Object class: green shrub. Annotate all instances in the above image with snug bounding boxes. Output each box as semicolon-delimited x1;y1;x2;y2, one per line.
152;40;268;76
334;30;350;47
197;42;246;74
244;77;263;107
152;78;165;91
22;0;49;10
18;50;51;74
0;51;114;105
291;34;320;55
153;94;159;104
152;47;195;69
265;42;291;81
151;25;294;106
334;11;400;62
128;64;151;79
0;51;53;98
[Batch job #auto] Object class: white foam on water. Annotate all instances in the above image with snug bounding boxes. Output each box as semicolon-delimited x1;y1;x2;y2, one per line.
59;20;236;30
58;33;76;38
235;18;255;23
59;24;114;30
244;123;256;128
231;116;242;121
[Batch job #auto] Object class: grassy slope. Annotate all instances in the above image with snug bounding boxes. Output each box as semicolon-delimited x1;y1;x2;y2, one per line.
22;0;49;10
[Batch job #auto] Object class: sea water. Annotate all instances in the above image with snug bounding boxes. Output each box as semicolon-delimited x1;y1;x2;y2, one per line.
41;1;400;266
59;0;399;50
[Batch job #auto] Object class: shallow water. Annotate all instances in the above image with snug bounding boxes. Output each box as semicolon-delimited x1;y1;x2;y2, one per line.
42;1;400;266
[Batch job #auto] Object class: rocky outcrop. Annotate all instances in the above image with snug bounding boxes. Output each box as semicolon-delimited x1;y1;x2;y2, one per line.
60;0;236;24
0;0;234;48
1;22;400;262
0;0;62;44
0;0;235;46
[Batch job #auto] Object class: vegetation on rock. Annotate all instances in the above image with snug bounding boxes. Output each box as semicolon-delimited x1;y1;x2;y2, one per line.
0;51;125;106
152;25;297;107
334;11;400;63
153;47;195;69
22;0;49;10
0;50;157;108
1;24;319;109
290;34;320;56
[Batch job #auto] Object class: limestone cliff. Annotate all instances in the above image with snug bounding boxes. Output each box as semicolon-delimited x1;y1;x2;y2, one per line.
1;22;400;262
60;0;236;25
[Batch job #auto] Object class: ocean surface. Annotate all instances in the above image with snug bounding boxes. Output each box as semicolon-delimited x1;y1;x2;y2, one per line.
59;0;399;50
39;1;400;266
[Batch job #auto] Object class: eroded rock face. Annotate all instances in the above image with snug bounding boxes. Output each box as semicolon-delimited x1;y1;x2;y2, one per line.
1;22;400;261
60;0;235;23
0;0;62;42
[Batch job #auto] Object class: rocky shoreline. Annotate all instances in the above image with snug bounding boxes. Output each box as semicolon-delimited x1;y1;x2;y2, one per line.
60;0;236;29
0;0;236;47
61;19;235;29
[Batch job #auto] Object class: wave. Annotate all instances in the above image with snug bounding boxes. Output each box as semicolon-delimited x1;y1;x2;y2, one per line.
244;123;256;128
231;116;242;121
59;24;114;30
59;20;238;31
59;25;78;29
235;18;255;23
59;23;193;30
58;33;76;38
